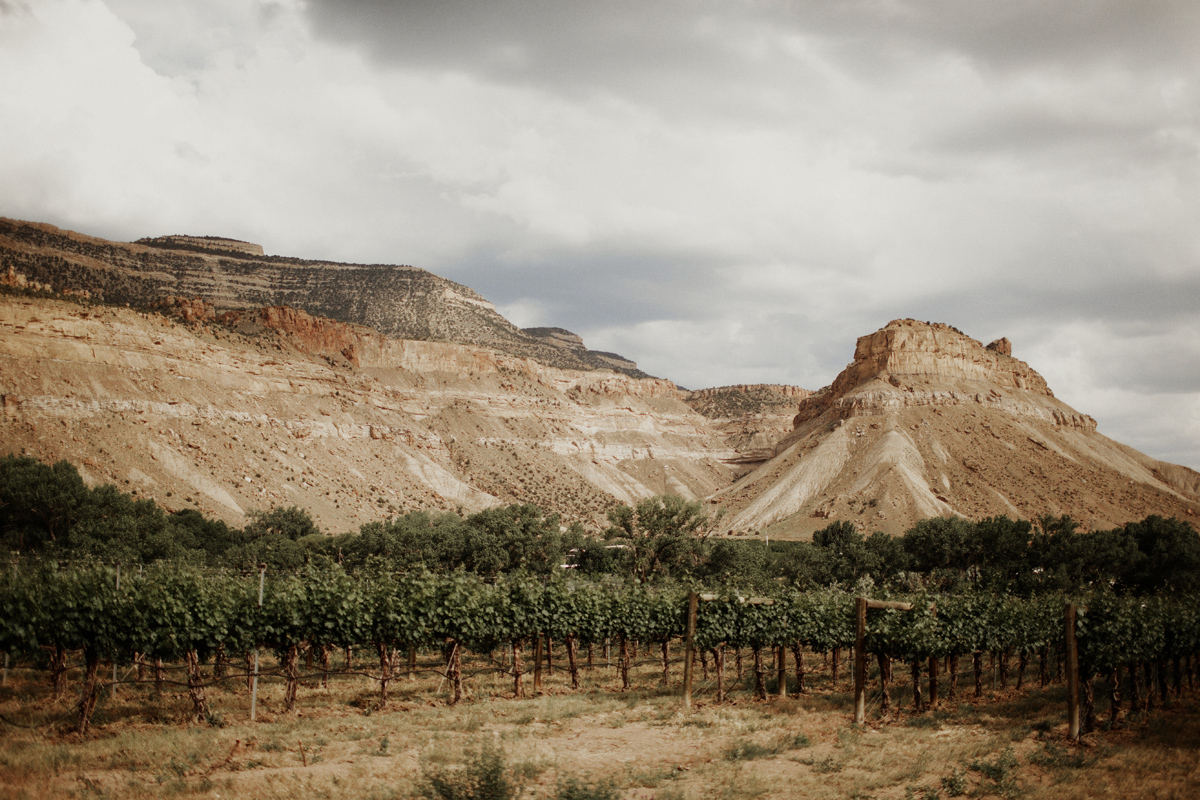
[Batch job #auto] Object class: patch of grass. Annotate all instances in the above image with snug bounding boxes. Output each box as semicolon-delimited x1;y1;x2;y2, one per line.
1028;742;1101;771
555;775;621;800
419;740;523;800
794;755;843;774
622;764;679;788
789;732;813;749
724;740;780;761
967;747;1020;798
940;768;968;797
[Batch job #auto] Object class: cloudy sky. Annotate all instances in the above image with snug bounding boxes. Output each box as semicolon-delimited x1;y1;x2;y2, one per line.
2;0;1199;469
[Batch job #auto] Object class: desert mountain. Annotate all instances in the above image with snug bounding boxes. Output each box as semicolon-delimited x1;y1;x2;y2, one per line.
0;292;752;531
0;218;650;377
711;319;1200;536
3;218;1198;538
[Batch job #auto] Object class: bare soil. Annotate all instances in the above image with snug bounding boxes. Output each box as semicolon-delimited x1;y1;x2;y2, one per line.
3;650;1198;799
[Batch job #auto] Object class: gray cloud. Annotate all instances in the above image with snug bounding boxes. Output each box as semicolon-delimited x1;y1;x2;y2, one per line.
3;0;1198;468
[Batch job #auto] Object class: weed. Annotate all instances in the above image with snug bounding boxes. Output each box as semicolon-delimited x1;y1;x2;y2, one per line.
724;740;780;761
795;755;843;773
902;786;937;800
75;775;107;798
555;775;621;800
905;714;941;729
941;768;968;797
1029;742;1100;771
680;716;715;728
968;747;1017;783
623;764;678;788
419;740;523;800
967;747;1020;798
378;736;390;756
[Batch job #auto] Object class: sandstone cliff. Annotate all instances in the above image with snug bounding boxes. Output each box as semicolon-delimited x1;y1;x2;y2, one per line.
711;319;1200;537
0;218;648;377
0;294;737;531
683;385;811;475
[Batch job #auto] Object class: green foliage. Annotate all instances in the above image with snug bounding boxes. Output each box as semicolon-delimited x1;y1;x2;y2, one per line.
419;741;520;800
940;768;968;797
1124;515;1200;594
603;495;714;580
967;747;1019;796
555;776;621;800
0;455;91;550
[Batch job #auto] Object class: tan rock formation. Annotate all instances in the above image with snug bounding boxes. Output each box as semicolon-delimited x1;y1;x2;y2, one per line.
711;319;1200;537
137;235;266;257
684;385;811;475
0;217;650;377
0;295;738;532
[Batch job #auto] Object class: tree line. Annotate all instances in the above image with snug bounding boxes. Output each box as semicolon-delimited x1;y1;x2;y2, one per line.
2;453;1198;595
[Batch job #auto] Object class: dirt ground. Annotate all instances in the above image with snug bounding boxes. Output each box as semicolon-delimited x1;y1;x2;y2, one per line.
3;651;1200;800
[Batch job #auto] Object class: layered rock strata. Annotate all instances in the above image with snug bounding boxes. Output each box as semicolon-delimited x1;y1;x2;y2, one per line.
0;218;648;377
0;295;735;532
711;320;1200;537
683;385;811;474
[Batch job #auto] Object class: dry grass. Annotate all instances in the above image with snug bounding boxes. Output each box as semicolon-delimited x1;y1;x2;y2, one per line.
2;652;1199;799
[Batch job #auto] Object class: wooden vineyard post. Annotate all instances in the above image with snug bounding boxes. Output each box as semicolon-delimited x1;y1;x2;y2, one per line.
112;562;121;695
251;563;266;722
854;598;914;726
1066;603;1080;741
533;633;544;695
854;597;868;725
2;555;15;687
682;591;698;709
777;645;787;698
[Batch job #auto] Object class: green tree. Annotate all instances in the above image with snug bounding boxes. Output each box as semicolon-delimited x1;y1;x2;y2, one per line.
1125;515;1200;594
0;454;89;551
603;495;714;580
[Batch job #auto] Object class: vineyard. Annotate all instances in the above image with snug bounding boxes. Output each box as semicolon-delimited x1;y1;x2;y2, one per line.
4;562;1199;740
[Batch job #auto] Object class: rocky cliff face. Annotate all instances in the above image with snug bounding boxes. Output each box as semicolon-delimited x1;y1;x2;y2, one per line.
0;218;647;377
789;320;1092;432
711;319;1200;536
683;385;811;474
0;294;737;531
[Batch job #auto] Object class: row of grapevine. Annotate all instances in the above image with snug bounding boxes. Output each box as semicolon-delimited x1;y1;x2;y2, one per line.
3;563;1199;732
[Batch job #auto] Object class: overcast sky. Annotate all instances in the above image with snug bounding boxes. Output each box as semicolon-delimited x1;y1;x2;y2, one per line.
2;0;1199;470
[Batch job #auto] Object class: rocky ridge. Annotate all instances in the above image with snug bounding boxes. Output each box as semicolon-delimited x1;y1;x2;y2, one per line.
0;294;736;531
711;319;1200;537
0;218;648;377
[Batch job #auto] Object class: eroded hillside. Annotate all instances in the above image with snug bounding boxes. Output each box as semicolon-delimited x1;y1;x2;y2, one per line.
0;295;737;532
0;218;649;377
712;320;1200;536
